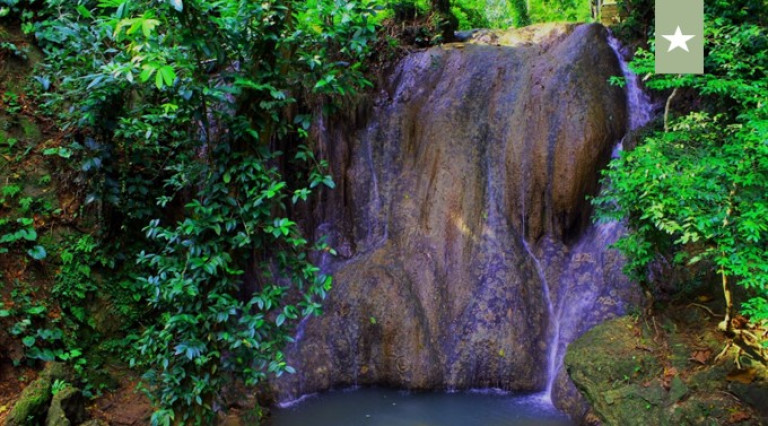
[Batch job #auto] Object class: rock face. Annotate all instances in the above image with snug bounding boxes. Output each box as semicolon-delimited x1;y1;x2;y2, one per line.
274;23;640;416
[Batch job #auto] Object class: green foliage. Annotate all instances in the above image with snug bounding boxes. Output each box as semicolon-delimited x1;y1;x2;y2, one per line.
612;0;653;42
384;0;592;31
595;2;768;326
511;0;530;27
524;0;593;26
19;0;377;423
451;0;491;29
2;91;22;115
0;40;28;60
0;217;46;261
51;379;69;396
53;234;112;330
2;282;74;365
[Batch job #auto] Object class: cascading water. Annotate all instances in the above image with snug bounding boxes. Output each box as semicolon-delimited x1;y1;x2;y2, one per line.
538;32;656;402
608;33;655;139
521;240;560;402
274;24;647;421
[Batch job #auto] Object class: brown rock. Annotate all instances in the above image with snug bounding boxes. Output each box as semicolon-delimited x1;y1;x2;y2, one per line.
276;23;639;420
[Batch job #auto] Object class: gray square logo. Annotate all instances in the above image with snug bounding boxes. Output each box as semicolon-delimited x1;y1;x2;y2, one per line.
655;0;704;74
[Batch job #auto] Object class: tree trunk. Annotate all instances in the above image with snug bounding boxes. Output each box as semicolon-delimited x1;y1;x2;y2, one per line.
511;0;531;27
430;0;457;42
719;269;734;334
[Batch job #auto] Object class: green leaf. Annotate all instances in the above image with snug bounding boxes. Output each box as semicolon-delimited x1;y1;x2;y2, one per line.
141;18;160;38
155;70;164;89
322;175;335;189
43;147;72;158
139;66;154;83
21;228;37;241
76;5;93;18
22;336;35;347
159;65;176;87
27;245;47;260
26;306;46;315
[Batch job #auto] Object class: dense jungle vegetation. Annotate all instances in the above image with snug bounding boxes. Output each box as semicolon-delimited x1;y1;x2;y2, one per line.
0;0;765;424
596;0;768;364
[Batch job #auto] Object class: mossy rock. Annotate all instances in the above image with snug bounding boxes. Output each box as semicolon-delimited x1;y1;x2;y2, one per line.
45;385;86;426
6;363;73;426
5;374;52;426
566;315;765;425
0;23;42;89
566;317;660;389
564;317;669;425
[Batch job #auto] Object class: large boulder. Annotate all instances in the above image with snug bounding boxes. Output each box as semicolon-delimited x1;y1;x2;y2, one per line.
275;22;638;416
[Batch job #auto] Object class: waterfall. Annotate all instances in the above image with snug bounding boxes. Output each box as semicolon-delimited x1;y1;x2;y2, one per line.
274;24;648;413
521;240;560;401
607;33;655;158
538;33;656;402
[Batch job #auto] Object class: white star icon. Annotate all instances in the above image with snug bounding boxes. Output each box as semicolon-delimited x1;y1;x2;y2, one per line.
662;26;695;52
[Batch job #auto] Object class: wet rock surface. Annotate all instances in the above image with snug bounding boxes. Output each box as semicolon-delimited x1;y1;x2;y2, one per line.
274;22;640;417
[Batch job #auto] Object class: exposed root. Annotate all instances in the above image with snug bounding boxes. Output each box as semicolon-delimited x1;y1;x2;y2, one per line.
651;316;663;345
732;329;768;366
715;390;744;403
687;303;723;318
714;341;738;367
635;344;654;352
663;86;679;132
714;323;768;367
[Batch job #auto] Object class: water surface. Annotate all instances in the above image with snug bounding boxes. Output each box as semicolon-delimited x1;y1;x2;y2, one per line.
270;388;572;426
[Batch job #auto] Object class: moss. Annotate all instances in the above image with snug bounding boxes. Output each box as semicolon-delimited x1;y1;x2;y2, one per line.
567;315;765;425
20;117;42;142
40;362;73;382
46;384;86;426
5;375;53;426
6;363;74;426
566;317;660;388
78;421;110;426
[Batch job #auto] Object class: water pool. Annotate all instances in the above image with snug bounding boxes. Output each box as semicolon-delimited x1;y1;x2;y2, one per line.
269;388;572;426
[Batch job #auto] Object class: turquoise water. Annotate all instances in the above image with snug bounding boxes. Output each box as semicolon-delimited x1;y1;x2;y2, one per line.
269;388;572;426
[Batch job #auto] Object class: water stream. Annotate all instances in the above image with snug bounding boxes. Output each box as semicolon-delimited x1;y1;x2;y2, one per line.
530;31;655;402
608;34;655;131
521;240;559;401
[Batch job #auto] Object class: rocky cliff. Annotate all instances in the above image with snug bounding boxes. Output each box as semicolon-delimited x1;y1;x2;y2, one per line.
273;22;641;418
